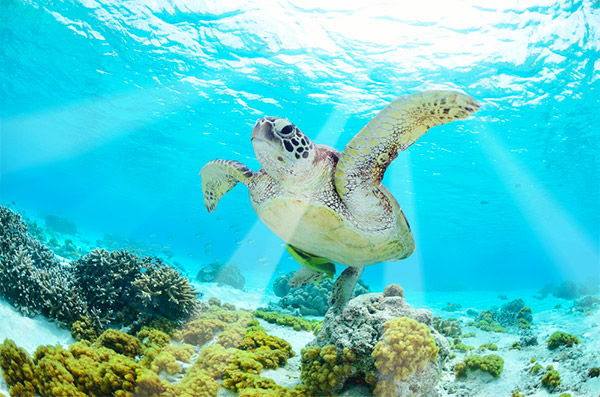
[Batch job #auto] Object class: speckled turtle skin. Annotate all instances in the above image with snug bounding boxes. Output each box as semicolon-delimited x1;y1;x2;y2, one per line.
200;90;480;269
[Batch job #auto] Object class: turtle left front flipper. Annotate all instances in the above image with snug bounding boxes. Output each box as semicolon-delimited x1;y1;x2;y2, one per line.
200;159;256;212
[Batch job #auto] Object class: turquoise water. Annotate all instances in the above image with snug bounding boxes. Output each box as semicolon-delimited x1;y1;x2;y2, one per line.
1;0;598;292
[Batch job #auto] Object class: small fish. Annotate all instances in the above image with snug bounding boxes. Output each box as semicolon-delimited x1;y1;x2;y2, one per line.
188;253;194;257
204;243;212;249
149;233;157;238
258;257;268;262
263;262;271;266
168;236;174;240
246;239;255;244
195;233;201;238
480;200;488;205
150;242;158;247
162;245;172;249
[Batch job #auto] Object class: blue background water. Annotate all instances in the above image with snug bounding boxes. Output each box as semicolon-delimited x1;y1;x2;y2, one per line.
1;0;598;292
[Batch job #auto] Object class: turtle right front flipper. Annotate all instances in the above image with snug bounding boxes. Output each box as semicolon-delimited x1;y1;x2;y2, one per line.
334;91;480;212
200;160;256;212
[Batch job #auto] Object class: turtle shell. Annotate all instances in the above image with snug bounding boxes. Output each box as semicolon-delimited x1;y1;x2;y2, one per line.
252;195;414;267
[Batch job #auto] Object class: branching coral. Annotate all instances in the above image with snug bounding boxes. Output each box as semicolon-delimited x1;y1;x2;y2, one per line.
133;262;202;320
432;317;462;338
371;317;439;394
0;206;87;326
1;206;203;332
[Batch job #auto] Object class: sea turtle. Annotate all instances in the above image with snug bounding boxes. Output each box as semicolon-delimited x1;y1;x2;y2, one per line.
200;90;479;311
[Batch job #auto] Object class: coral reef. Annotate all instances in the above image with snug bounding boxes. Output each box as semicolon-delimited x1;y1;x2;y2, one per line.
547;331;581;350
536;281;599;300
0;339;36;396
451;338;475;353
269;271;370;316
300;345;355;394
371;317;439;395
307;283;449;395
253;310;322;332
479;343;498;351
1;206;202;332
0;337;175;397
0;206;87;325
433;317;462;338
45;214;78;235
444;302;462;312
454;354;504;379
95;329;142;358
541;366;561;389
196;262;246;290
133;261;202;320
469;299;533;333
572;295;600;313
509;342;522;351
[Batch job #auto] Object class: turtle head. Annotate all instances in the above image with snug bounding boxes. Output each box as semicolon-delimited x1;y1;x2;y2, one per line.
251;117;316;181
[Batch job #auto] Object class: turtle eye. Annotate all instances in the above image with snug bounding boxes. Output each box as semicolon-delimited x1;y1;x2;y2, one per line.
280;124;294;136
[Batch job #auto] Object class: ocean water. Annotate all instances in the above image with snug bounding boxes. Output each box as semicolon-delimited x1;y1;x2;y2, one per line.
2;0;598;293
1;1;600;396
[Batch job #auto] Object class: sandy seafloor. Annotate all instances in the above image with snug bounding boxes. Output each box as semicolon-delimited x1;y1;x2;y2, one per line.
1;282;599;397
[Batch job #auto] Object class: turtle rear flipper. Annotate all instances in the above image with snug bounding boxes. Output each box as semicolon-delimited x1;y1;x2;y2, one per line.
289;266;328;288
286;244;335;288
200;160;256;212
329;266;364;312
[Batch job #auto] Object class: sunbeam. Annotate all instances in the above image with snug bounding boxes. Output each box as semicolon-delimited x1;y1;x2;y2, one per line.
0;83;189;174
480;131;599;283
384;149;424;291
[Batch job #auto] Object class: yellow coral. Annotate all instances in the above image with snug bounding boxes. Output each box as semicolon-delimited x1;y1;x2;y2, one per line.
94;329;142;358
186;344;236;378
178;368;220;397
371;316;439;391
299;345;355;394
217;325;246;348
137;327;170;350
165;344;194;363
182;318;224;345
70;316;102;342
0;339;36;396
150;351;181;375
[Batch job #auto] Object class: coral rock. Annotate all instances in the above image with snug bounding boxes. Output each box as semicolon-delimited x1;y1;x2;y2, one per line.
308;286;449;395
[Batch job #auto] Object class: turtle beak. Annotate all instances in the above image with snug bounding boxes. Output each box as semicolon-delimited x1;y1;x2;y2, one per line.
251;118;273;142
